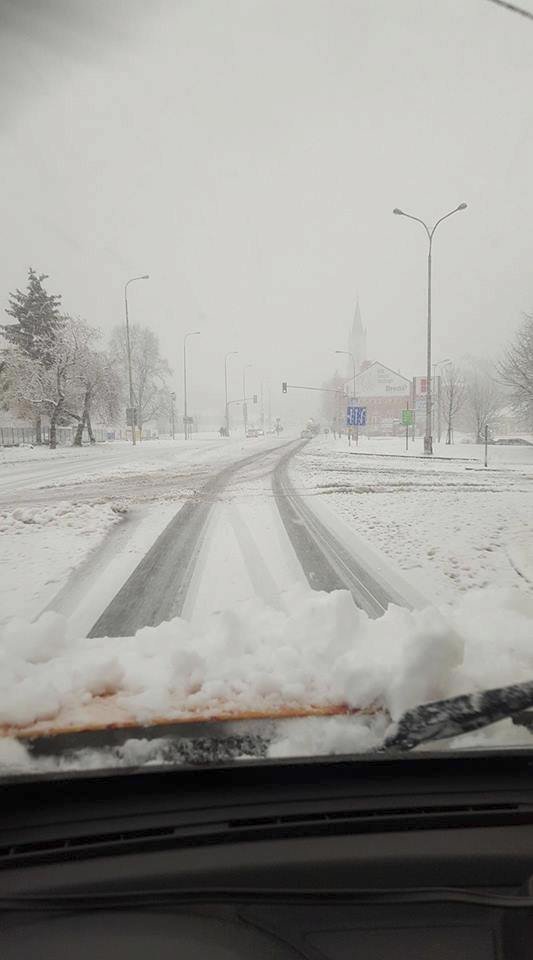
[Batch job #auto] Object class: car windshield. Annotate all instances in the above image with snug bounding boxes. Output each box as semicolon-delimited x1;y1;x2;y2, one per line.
1;0;533;777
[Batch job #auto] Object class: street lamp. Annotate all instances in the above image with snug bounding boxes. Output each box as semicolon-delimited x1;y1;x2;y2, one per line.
183;330;200;439
393;203;467;455
433;358;452;444
335;350;356;402
242;363;252;435
224;351;238;436
124;274;149;445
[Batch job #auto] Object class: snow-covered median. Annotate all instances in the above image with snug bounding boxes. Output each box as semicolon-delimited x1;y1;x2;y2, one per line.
1;585;533;772
0;501;124;623
291;437;533;603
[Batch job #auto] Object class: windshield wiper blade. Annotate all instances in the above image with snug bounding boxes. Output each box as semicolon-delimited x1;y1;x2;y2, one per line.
382;679;533;752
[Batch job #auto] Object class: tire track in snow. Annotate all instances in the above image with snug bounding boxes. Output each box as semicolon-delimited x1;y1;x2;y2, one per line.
272;444;400;618
87;440;297;637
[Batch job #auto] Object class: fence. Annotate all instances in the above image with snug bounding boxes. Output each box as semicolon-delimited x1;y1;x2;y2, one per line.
0;426;74;447
0;425;161;446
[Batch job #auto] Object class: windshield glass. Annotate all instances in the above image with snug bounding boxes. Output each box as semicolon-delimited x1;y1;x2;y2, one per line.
1;0;533;776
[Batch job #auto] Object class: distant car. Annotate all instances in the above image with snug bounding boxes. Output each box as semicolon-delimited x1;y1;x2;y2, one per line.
300;429;313;439
493;437;533;446
246;428;259;438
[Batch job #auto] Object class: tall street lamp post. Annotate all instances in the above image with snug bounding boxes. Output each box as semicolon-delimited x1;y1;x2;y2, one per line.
183;330;200;439
393;203;467;455
124;274;149;445
224;351;238;436
242;363;252;435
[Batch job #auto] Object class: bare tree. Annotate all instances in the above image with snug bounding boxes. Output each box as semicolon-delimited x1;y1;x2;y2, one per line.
110;324;171;437
440;363;465;444
499;312;533;430
463;358;503;443
65;323;122;446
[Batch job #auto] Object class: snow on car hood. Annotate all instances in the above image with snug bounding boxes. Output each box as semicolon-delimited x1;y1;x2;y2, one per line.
1;584;533;773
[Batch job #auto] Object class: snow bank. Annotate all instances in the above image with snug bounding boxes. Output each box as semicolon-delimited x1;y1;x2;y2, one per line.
1;585;533;771
0;501;123;537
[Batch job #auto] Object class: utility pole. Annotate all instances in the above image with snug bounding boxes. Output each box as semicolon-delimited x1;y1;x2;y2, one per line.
393;204;467;455
124;274;149;445
242;363;252;435
224;351;238;436
183;330;200;439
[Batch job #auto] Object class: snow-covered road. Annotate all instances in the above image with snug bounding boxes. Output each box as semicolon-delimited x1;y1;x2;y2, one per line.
87;439;418;637
2;433;533;772
0;436;266;504
0;436;288;625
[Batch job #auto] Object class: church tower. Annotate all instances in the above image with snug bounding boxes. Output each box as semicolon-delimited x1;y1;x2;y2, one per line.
348;297;367;373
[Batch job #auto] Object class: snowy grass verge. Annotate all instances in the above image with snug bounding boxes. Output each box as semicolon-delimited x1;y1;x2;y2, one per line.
0;501;124;624
291;438;533;603
1;584;533;772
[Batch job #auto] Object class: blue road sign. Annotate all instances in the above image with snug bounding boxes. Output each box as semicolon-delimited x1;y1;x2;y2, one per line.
347;406;367;427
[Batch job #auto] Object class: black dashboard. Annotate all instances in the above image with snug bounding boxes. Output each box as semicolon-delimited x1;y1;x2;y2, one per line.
2;750;533;958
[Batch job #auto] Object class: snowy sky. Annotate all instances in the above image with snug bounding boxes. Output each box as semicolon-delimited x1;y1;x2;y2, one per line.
1;0;532;419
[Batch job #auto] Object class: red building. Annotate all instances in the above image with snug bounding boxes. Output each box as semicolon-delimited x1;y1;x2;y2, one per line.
354;362;412;434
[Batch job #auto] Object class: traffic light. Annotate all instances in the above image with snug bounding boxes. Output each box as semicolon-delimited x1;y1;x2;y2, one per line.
282;381;287;394
253;394;258;404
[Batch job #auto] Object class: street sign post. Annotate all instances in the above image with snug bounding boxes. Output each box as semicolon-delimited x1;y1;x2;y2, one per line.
346;406;366;447
401;408;413;451
346;406;367;427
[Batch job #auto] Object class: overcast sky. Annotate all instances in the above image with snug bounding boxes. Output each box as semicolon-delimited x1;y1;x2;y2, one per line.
1;0;532;420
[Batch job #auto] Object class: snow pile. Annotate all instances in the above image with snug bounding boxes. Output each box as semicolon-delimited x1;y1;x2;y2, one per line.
0;587;456;730
0;501;123;536
1;585;533;772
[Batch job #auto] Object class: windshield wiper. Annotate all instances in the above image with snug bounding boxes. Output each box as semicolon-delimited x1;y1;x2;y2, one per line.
382;679;533;752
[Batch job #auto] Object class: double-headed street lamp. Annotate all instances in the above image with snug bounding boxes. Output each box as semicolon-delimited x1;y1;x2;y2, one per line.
224;351;238;436
183;330;200;439
124;274;149;445
393;203;467;455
